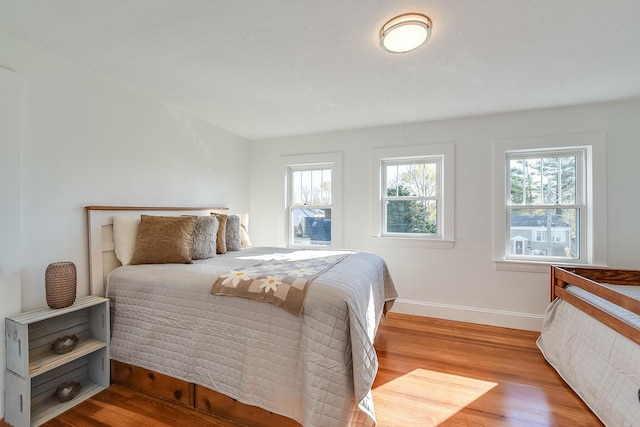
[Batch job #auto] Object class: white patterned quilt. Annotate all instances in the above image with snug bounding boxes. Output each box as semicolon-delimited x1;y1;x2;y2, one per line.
107;247;398;426
537;285;640;426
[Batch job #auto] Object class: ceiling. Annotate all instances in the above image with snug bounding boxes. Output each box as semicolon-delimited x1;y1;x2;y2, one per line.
1;1;640;140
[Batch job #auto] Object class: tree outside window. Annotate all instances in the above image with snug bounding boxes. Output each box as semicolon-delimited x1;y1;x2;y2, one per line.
382;159;440;236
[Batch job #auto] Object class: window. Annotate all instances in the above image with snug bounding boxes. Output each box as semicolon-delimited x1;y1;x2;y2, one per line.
534;230;547;242
382;158;440;237
288;166;332;247
506;149;584;261
283;152;342;248
493;132;607;271
371;143;455;247
551;230;565;243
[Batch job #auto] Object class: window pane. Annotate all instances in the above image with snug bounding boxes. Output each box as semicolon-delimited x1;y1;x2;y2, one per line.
407;163;436;197
510;155;577;206
524;158;542;204
560;156;576;204
509;159;524;204
311;169;321;199
385;162;437;198
291;168;332;206
291;208;331;246
394;163;436;197
541;157;558;204
508;208;578;258
301;170;312;204
386;164;398;194
397;164;412;195
386;200;437;234
292;170;302;205
540;155;577;205
322;169;332;205
421;163;437;197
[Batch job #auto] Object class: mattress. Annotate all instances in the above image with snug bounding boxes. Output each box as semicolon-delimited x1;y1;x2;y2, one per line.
537;285;640;426
106;247;398;427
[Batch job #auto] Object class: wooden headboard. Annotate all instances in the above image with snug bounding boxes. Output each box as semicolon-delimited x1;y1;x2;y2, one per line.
85;206;228;297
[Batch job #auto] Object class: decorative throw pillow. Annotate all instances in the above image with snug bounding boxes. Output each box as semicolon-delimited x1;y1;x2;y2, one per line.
191;215;219;260
214;214;227;254
113;215;140;265
130;215;197;265
225;215;242;251
236;213;252;248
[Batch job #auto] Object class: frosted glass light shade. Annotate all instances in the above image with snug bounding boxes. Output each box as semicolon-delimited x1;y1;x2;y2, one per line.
380;13;432;53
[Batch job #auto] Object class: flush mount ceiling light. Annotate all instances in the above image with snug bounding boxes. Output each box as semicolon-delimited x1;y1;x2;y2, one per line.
380;13;432;53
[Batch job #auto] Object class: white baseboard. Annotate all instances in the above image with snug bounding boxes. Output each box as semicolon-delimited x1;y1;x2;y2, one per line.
391;299;544;332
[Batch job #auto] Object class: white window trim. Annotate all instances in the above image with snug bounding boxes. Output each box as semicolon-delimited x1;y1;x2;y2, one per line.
371;143;455;248
493;132;607;273
281;152;343;249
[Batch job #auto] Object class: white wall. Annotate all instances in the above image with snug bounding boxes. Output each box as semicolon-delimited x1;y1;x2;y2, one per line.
0;32;250;314
250;99;640;331
0;66;23;419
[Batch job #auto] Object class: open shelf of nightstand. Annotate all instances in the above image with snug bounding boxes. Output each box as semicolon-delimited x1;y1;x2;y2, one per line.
5;296;110;427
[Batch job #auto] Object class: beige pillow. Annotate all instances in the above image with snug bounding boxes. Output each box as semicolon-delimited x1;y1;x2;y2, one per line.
130;215;197;265
214;214;227;254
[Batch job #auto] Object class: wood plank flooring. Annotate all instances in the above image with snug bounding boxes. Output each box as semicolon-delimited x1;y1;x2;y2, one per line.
2;313;602;426
372;313;602;426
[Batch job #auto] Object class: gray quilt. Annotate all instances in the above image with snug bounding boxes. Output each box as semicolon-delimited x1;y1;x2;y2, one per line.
107;247;398;426
537;285;640;426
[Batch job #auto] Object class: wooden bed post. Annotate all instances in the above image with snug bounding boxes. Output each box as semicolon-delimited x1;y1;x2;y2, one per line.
550;265;556;302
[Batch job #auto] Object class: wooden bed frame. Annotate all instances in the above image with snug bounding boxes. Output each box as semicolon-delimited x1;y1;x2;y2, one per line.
550;265;640;345
86;206;301;427
110;360;298;426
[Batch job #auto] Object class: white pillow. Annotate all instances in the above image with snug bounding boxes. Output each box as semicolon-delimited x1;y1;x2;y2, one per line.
113;215;140;265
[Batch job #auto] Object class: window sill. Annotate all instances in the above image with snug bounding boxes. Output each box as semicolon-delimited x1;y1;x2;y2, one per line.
494;259;608;273
373;236;455;249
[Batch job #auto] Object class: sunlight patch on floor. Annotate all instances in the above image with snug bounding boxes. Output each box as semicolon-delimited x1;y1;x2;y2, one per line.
373;368;497;426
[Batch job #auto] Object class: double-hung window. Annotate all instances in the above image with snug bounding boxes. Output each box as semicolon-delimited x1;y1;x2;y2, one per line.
382;158;440;237
493;132;607;270
371;143;455;246
506;149;584;261
284;152;342;248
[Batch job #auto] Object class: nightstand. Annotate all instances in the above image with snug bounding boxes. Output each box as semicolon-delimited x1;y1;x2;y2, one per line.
4;296;110;426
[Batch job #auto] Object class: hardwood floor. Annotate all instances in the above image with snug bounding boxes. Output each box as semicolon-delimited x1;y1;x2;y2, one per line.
372;313;602;427
2;313;602;427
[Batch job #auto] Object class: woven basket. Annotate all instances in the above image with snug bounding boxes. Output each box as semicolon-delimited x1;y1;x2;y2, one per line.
45;262;77;309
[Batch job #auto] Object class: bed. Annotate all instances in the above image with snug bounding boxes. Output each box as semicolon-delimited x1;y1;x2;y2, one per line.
537;266;640;426
85;206;398;427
